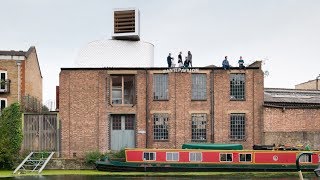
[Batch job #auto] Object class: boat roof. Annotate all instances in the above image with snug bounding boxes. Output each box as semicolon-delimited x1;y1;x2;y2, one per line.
182;143;243;150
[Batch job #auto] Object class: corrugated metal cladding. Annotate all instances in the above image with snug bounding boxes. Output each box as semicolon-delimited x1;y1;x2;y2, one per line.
75;39;154;67
114;10;135;34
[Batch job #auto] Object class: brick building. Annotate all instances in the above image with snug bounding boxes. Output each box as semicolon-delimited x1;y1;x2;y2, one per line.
264;88;320;150
59;62;264;158
295;77;320;90
0;46;42;111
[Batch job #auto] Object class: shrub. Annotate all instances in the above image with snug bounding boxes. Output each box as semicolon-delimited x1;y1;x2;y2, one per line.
84;151;103;165
112;149;126;159
0;103;23;169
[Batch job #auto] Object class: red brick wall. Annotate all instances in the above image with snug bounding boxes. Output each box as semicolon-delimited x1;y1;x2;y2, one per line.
263;107;320;149
264;107;320;132
59;67;264;158
213;69;264;149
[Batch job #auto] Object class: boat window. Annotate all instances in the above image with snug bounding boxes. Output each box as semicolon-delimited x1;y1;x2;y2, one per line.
220;153;233;162
190;152;202;162
166;152;179;161
239;153;252;162
143;152;156;161
299;154;312;163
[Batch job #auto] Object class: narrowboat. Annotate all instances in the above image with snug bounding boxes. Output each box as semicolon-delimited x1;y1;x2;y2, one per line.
95;144;320;172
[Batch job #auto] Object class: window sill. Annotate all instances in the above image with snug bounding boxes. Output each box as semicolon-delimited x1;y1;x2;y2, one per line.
230;99;246;101
153;139;169;142
111;104;135;107
191;140;207;142
230;139;246;141
153;99;169;101
191;99;208;101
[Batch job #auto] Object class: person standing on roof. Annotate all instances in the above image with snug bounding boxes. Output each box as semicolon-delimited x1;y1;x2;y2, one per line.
222;56;230;70
238;56;245;69
178;52;183;67
167;53;173;68
187;51;192;67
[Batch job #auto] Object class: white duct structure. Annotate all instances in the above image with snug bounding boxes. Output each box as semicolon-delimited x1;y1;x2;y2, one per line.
75;39;154;67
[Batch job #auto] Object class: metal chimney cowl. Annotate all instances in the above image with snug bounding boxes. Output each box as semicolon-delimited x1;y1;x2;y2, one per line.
112;8;140;41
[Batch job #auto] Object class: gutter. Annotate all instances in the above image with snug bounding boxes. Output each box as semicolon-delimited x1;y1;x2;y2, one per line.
145;69;148;148
210;68;214;142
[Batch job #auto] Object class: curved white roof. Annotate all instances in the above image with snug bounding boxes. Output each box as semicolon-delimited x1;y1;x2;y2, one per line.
75;39;154;67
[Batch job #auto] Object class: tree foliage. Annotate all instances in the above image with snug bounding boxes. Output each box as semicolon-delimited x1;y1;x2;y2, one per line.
0;103;23;169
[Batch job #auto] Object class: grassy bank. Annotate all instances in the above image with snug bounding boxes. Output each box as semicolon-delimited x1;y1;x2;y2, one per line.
0;170;316;178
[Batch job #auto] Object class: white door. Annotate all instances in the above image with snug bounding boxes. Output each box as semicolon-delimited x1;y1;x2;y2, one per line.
110;115;135;151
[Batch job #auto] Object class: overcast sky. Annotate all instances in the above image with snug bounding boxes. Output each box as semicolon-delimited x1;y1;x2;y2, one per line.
1;0;320;107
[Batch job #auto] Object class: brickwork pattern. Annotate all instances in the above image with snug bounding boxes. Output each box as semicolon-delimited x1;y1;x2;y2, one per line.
59;67;264;158
24;49;42;102
0;60;19;104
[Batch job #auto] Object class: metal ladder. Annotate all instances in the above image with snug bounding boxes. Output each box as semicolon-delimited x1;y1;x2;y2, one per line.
13;152;55;174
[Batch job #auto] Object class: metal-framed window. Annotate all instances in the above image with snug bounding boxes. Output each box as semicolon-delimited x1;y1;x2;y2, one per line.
192;74;207;100
125;115;135;130
0;98;7;112
111;75;135;105
0;71;7;92
190;152;202;162
191;114;207;142
153;114;169;140
220;153;233;162
166;152;179;161
112;115;122;130
153;74;168;100
230;73;245;100
143;152;156;161
239;153;252;162
230;113;246;140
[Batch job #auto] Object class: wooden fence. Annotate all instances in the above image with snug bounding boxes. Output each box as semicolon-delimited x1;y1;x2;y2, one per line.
22;113;59;156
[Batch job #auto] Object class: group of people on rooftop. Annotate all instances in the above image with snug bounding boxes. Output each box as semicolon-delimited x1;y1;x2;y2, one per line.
167;51;192;68
167;52;245;69
222;56;245;69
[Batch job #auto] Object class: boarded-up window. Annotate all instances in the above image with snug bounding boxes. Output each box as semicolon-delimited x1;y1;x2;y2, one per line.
153;74;168;100
192;74;207;100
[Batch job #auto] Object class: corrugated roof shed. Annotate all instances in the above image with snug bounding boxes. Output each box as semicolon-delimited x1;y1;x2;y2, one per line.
264;88;320;108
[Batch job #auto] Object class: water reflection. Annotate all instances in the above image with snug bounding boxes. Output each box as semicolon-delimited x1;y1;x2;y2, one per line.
2;176;319;180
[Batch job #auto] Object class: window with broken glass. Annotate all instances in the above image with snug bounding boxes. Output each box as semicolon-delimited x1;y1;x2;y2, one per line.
191;114;207;142
153;74;168;100
153;114;169;140
111;75;135;105
230;73;245;100
230;113;246;140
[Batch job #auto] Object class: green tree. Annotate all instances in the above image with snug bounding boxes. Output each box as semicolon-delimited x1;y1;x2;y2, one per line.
0;103;23;169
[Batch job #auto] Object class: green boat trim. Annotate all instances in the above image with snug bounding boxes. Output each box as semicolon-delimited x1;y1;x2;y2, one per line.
182;143;243;150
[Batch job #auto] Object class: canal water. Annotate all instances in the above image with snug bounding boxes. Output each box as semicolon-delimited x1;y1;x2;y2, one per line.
1;176;319;180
